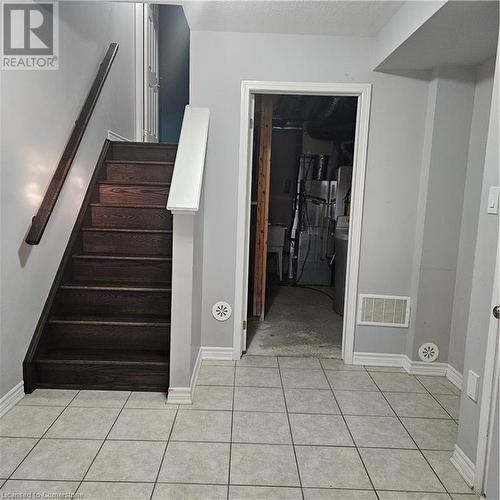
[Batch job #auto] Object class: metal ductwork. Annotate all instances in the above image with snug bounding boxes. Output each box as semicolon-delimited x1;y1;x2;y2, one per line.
272;95;357;143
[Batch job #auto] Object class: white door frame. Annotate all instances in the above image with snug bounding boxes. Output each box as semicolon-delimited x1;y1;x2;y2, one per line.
232;80;372;361
134;4;144;142
475;241;500;493
144;3;160;142
134;3;160;142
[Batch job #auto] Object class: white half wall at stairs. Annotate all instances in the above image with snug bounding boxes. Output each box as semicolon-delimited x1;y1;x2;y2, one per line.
167;106;210;397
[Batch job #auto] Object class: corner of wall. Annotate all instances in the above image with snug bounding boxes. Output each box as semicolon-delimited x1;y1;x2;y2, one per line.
406;75;438;361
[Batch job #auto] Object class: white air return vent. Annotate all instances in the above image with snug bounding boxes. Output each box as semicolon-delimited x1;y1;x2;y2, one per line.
418;342;439;362
357;294;410;328
212;301;232;321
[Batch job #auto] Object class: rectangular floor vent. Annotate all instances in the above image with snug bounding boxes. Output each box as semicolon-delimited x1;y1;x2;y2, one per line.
357;294;410;328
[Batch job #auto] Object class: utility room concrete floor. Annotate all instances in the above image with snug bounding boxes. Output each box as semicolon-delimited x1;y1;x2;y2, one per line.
247;285;343;358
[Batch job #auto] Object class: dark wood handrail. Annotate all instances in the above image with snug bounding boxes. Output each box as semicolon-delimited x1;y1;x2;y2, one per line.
25;43;119;245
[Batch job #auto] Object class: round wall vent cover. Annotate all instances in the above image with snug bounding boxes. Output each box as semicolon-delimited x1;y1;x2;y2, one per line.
418;342;439;362
212;301;232;321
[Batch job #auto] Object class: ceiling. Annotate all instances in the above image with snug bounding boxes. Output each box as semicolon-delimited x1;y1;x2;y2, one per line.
377;1;499;71
180;1;404;37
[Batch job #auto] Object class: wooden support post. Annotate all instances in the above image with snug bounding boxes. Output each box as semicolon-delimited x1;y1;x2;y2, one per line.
253;95;273;319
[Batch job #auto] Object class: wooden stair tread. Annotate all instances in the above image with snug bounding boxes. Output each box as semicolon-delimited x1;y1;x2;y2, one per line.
37;349;168;365
105;160;174;166
90;202;167;209
72;254;172;261
111;141;177;147
73;253;172;261
48;314;170;326
82;227;172;233
60;281;171;292
25;140;176;394
98;180;171;187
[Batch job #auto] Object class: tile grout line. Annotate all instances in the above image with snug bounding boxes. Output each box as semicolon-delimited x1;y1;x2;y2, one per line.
410;375;473;495
277;357;305;500
74;391;134;497
2;389;82;486
148;395;180;500
0;366;468;497
226;363;237;500
318;361;380;500
364;370;454;496
0;478;462;493
415;376;460;420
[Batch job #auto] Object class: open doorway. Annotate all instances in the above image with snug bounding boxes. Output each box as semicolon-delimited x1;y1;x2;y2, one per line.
246;93;358;358
233;81;371;362
134;4;189;143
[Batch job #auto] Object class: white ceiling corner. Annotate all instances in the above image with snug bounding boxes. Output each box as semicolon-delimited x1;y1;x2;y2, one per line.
179;1;405;37
377;0;499;71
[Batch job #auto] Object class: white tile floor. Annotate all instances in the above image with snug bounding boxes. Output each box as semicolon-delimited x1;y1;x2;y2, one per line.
0;356;480;500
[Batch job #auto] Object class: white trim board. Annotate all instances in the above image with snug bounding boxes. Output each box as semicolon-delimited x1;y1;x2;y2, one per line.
201;346;233;360
353;351;463;388
0;381;24;418
474;247;500;495
167;347;203;405
451;444;476;488
166;347;233;404
233;81;372;363
446;364;464;390
107;130;131;142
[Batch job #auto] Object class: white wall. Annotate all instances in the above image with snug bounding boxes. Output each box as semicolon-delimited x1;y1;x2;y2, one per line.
448;58;495;373
456;41;499;464
0;2;137;399
409;66;476;363
189;30;429;352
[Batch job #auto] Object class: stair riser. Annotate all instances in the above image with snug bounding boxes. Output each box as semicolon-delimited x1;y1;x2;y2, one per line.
58;289;171;316
91;205;172;229
99;184;169;205
35;362;169;391
45;323;169;352
106;163;173;183
83;231;172;256
73;258;172;283
112;143;176;162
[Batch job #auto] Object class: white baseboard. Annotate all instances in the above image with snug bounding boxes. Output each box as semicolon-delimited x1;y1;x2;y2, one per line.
404;358;448;376
166;386;192;405
451;444;476;488
201;346;233;360
190;347;203;390
353;352;461;379
446;364;463;390
353;352;406;368
167;346;233;405
167;347;203;405
0;381;24;417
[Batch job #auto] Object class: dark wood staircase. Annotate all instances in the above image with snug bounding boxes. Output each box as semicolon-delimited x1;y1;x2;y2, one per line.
24;141;176;392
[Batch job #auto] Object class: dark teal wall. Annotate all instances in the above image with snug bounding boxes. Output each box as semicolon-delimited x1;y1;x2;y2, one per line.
159;5;189;143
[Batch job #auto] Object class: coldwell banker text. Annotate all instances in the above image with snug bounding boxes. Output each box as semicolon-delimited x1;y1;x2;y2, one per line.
2;2;59;70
